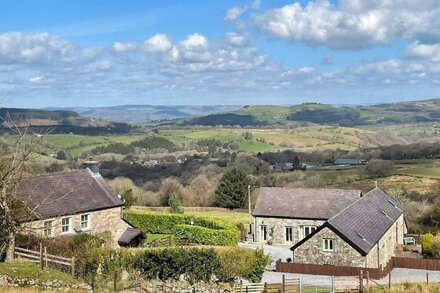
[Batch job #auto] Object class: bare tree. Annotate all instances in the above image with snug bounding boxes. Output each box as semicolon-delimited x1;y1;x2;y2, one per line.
0;114;42;261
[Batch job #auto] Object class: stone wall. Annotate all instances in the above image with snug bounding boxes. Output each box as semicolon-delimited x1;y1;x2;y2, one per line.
293;227;366;267
23;207;130;247
0;275;90;290
254;216;325;245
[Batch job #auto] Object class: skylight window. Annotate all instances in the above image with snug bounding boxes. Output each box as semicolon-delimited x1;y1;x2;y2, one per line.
356;232;366;241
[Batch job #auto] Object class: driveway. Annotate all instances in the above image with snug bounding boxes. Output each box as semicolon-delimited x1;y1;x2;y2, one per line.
239;242;292;268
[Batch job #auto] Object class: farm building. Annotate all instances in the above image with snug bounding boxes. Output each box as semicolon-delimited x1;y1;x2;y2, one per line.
18;164;144;247
252;188;361;245
334;158;368;165
291;188;406;269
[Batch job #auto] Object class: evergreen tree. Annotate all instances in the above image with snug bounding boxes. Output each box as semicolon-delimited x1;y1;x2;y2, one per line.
215;168;251;209
292;155;300;170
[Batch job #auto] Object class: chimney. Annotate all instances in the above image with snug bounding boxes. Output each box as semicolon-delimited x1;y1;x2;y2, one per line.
83;160;100;174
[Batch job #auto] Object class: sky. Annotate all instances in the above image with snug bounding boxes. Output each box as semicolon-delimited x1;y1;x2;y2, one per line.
1;0;440;108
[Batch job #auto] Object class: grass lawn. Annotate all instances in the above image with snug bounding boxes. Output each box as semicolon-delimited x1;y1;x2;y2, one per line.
0;261;78;283
146;233;170;244
239;140;281;152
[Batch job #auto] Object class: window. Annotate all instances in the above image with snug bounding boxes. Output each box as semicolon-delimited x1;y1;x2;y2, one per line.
301;226;317;239
81;214;89;229
43;221;53;236
323;238;334;252
260;225;267;242
61;218;70;233
285;227;293;242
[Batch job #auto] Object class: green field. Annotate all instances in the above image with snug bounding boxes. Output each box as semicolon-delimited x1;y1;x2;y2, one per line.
399;166;440;179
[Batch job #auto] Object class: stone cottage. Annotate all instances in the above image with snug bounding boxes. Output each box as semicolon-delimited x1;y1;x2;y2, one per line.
18;165;143;247
252;188;361;245
291;188;406;268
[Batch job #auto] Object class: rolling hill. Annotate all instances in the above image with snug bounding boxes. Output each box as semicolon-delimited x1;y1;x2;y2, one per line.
179;99;440;127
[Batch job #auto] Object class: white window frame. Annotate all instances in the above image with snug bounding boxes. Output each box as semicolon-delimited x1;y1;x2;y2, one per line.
81;214;90;230
300;225;317;239
43;220;53;236
285;226;293;243
61;217;71;233
323;238;334;252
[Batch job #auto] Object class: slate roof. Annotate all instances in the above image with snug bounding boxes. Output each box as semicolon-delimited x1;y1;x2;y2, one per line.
334;158;367;165
291;187;404;255
18;169;123;221
252;187;361;220
118;227;144;246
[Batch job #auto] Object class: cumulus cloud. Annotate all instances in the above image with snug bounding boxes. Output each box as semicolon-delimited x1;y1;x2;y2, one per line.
0;32;99;64
113;41;137;53
225;32;249;47
224;0;260;22
252;0;440;50
179;33;208;51
144;33;173;53
29;75;44;83
405;42;440;61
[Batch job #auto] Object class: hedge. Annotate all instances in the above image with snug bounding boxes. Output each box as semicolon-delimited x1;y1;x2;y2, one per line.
124;211;239;246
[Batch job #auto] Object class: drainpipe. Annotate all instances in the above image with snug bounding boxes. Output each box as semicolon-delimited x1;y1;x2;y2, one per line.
377;244;380;269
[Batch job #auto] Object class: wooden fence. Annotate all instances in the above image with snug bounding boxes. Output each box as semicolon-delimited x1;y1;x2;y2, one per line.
276;256;440;280
13;244;75;276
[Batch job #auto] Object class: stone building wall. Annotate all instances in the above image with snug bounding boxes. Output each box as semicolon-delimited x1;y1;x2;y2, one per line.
366;214;406;268
254;216;325;245
293;227;366;267
23;207;130;247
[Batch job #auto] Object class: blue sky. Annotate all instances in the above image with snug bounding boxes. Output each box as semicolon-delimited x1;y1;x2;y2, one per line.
1;0;440;107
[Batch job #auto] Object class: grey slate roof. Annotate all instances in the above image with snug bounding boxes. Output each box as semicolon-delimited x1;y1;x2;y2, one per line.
18;169;123;221
118;227;144;246
326;187;403;255
252;187;361;220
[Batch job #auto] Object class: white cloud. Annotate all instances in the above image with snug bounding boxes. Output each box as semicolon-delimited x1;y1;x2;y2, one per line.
224;6;243;22
0;32;99;64
113;41;137;52
144;33;173;53
179;33;208;51
224;0;260;22
29;75;44;83
405;42;440;61
225;32;249;47
252;0;440;50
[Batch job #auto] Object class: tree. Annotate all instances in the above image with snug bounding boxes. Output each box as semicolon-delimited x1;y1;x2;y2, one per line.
292;155;300;170
168;192;184;214
56;150;68;160
159;177;184;206
0;122;41;261
364;159;395;177
121;189;136;209
215;168;251;209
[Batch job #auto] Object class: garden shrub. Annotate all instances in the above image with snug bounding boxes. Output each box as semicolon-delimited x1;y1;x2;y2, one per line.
133;248;219;284
124;211;239;246
422;233;434;256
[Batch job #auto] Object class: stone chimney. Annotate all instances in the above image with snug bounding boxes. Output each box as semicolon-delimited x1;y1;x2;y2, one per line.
83;160;100;174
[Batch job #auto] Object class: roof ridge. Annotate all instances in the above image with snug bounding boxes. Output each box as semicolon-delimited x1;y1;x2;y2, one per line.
20;169;88;180
327;190;364;224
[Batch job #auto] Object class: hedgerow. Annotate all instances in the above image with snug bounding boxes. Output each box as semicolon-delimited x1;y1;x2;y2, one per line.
123;211;239;246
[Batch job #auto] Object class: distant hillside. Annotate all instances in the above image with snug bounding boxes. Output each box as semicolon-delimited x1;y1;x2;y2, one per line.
180;99;440;127
48;105;242;124
0;108;130;134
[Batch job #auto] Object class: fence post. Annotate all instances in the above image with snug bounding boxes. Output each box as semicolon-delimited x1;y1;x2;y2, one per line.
39;243;43;270
426;272;429;284
282;274;285;293
366;271;370;293
264;282;267;293
240;279;243;293
71;256;75;277
331;276;334;293
299;277;302;293
359;270;363;293
388;271;391;288
44;247;48;268
245;285;249;293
